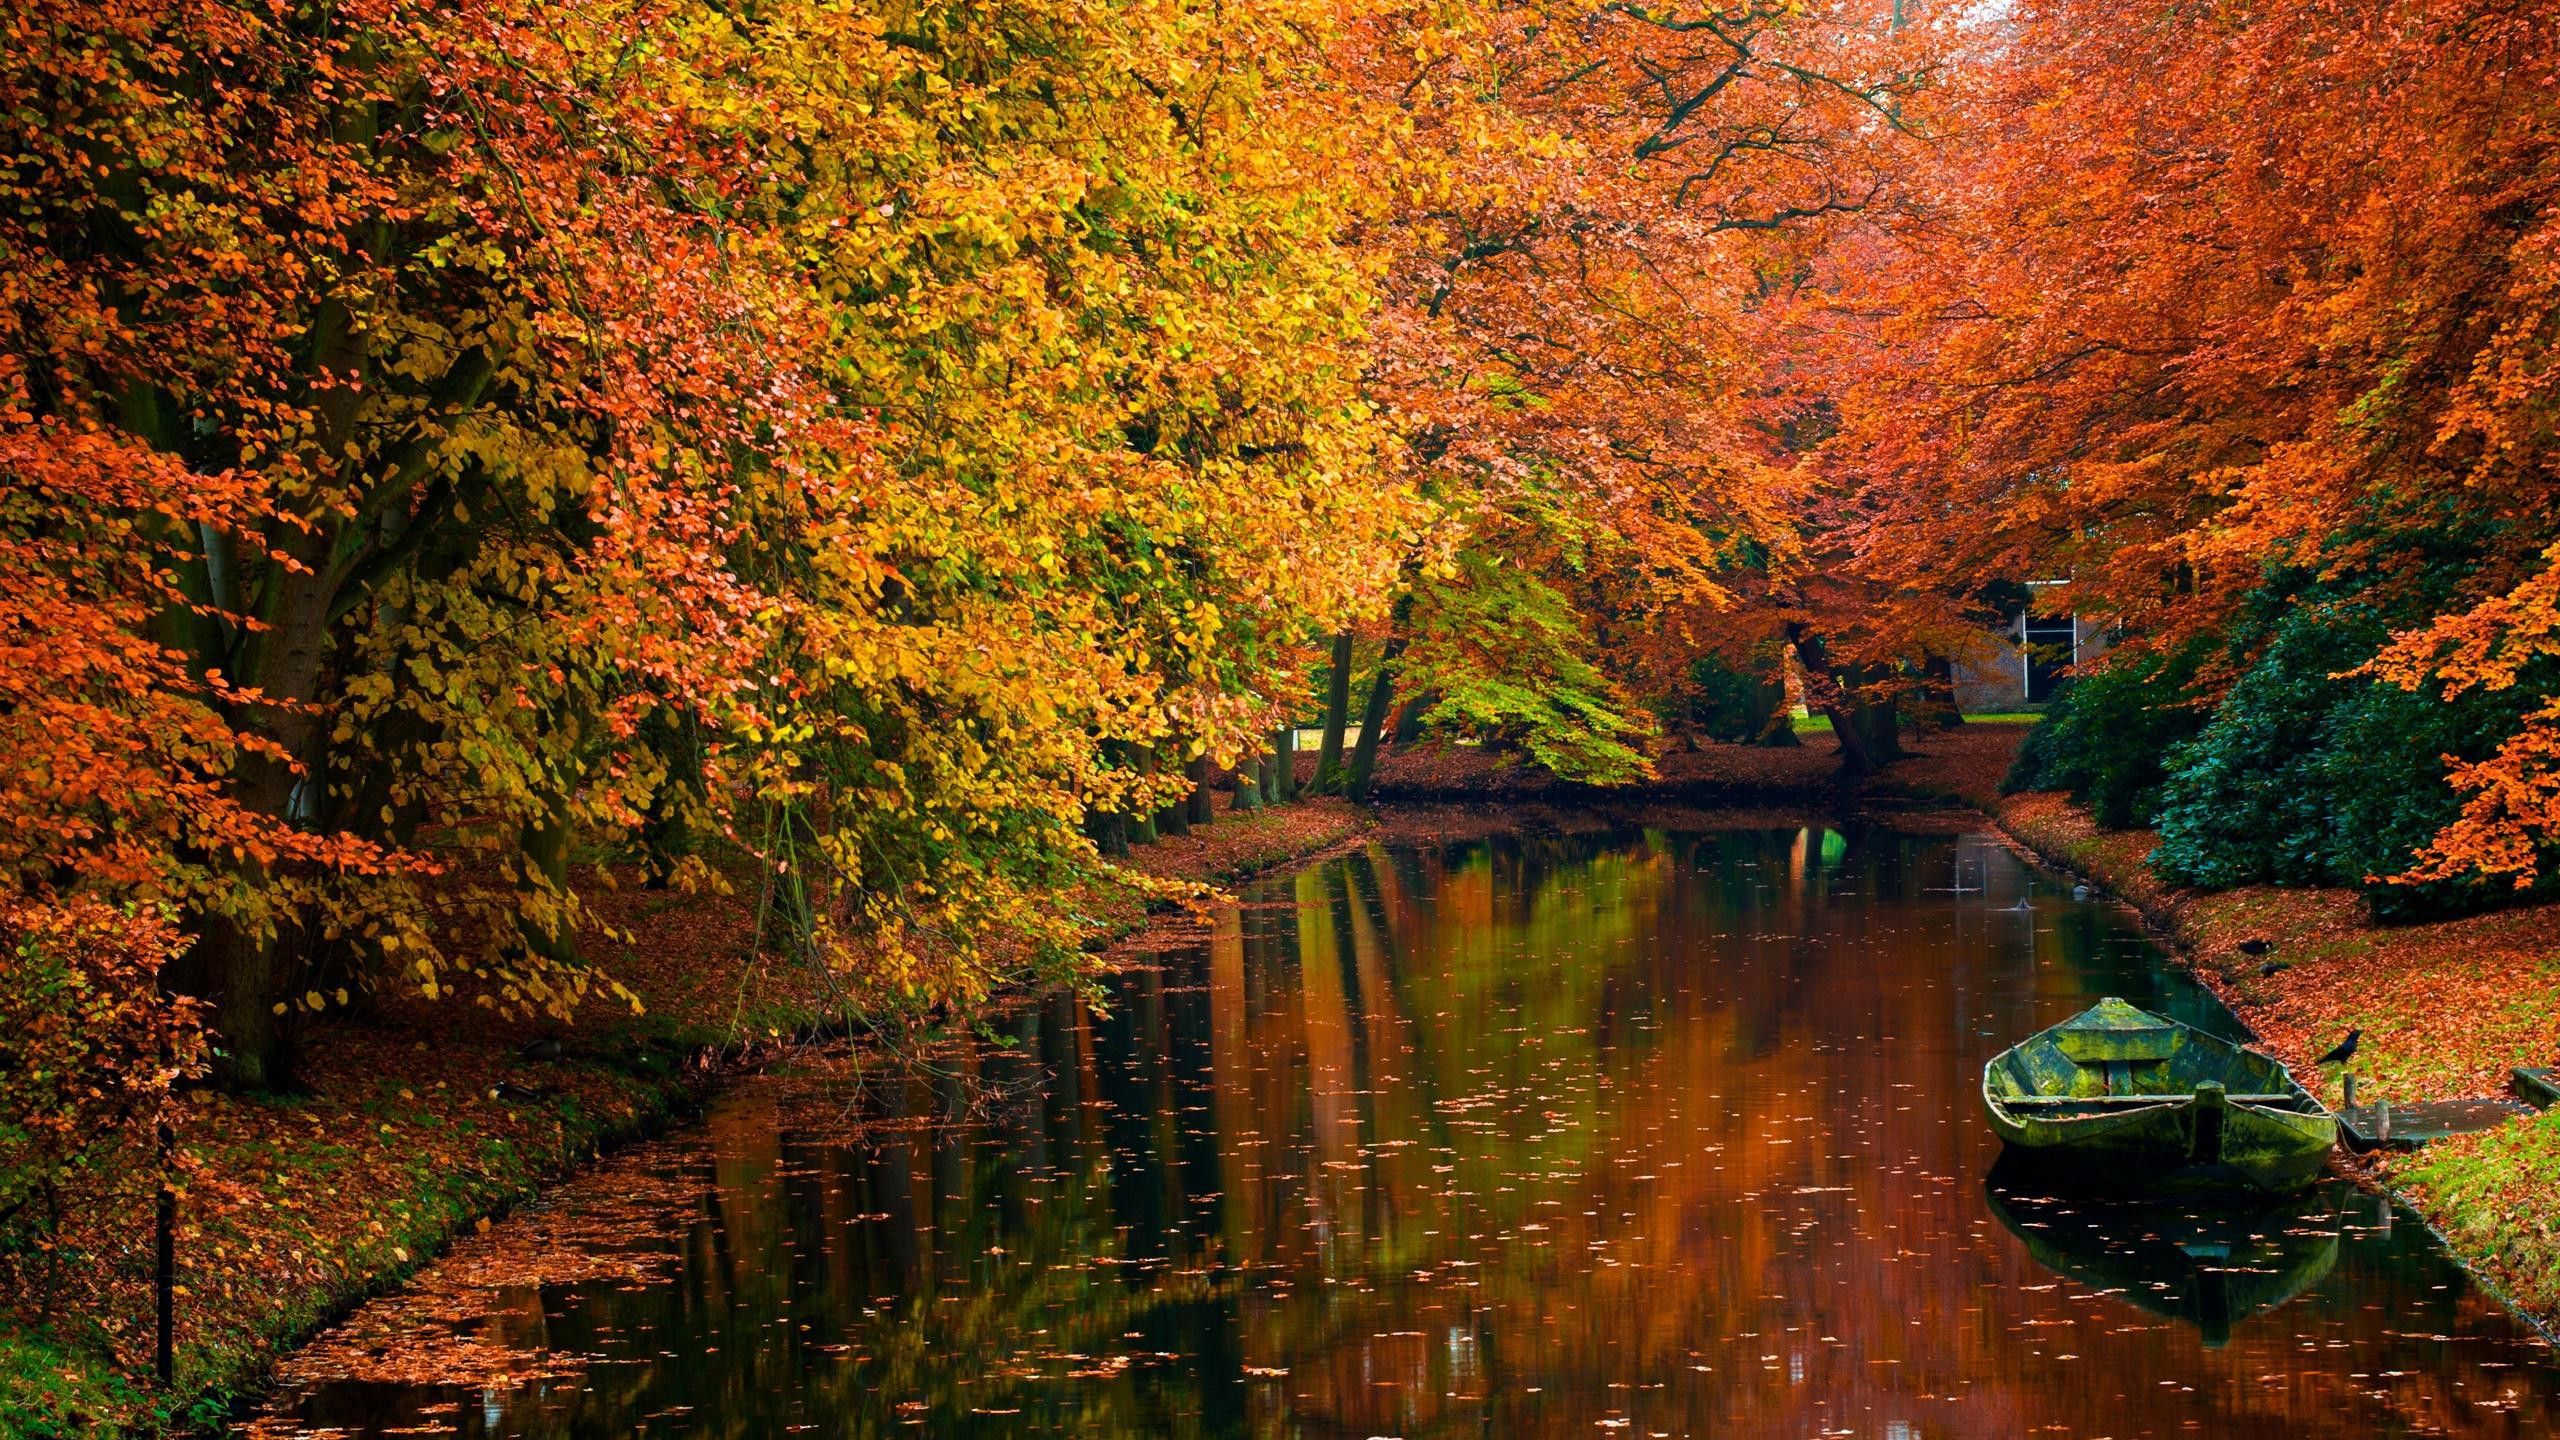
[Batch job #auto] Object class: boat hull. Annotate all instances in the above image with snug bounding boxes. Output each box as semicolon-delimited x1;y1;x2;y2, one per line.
1982;998;2336;1195
1983;1093;2335;1194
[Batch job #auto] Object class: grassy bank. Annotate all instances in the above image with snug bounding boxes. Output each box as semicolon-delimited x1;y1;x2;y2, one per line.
0;799;1371;1438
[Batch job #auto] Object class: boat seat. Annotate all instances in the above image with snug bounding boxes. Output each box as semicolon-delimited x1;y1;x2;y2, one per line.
2054;1028;2180;1063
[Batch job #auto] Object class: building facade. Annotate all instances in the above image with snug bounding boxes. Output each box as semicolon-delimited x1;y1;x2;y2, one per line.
1949;586;2110;712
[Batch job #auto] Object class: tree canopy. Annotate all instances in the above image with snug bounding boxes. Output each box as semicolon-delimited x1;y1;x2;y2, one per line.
5;0;2556;1102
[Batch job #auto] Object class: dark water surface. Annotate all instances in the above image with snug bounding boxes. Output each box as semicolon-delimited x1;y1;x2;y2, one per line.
259;828;2558;1438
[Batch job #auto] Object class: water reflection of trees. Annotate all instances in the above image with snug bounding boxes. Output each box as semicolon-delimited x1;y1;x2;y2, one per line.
284;830;2560;1440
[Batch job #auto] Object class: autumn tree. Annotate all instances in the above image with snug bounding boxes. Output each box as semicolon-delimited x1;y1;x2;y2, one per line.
1334;0;1932;776
1814;0;2560;889
0;0;1421;1087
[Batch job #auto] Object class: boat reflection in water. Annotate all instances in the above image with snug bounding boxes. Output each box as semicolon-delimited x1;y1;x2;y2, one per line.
1984;1167;2343;1347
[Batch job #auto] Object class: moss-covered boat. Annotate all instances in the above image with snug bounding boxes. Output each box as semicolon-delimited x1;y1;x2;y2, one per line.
1981;998;2335;1193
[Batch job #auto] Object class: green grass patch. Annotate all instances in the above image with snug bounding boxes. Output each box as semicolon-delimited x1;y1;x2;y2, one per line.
2401;1109;2560;1320
1789;710;2039;735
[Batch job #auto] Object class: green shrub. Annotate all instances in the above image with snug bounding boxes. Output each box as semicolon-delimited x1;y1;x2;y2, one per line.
2000;642;2210;828
2147;605;2377;890
1674;652;1796;746
2151;601;2558;919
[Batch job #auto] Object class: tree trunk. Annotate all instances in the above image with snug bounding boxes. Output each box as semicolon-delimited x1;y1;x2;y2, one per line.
1314;631;1355;793
1853;696;1905;762
1150;739;1192;838
1393;693;1431;745
1268;727;1299;803
1232;756;1263;812
1845;665;1908;762
1087;805;1131;857
1130;746;1159;845
1185;753;1216;826
1922;653;1966;728
1787;623;1878;776
1344;638;1407;803
640;708;702;888
190;910;294;1093
517;794;578;965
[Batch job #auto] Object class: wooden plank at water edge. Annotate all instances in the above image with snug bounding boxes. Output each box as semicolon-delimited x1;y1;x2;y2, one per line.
2336;1097;2532;1151
2515;1067;2560;1111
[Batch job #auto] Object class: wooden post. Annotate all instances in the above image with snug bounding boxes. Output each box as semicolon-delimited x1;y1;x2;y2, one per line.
2377;1098;2391;1144
2343;1074;2357;1109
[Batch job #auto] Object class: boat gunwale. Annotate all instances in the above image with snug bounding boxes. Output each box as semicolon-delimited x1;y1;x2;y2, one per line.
1980;1001;2331;1133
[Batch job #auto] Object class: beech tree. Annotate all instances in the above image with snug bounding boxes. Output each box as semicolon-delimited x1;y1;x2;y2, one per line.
1809;0;2560;886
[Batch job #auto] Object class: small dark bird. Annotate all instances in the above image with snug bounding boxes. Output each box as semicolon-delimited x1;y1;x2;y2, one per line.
517;1036;566;1063
2258;959;2292;978
489;1080;554;1104
2237;938;2274;957
2315;1028;2362;1067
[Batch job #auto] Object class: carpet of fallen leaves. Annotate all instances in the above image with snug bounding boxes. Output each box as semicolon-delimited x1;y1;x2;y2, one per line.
1;797;1371;1439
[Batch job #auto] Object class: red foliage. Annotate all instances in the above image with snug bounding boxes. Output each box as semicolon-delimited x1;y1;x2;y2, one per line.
0;899;204;1310
1802;0;2560;870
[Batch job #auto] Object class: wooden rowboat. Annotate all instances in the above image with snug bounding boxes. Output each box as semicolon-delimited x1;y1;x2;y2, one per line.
1981;997;2335;1194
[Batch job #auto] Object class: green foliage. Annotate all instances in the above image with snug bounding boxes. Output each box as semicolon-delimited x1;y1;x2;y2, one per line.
1400;556;1656;784
1674;651;1796;745
2150;600;2557;918
2000;643;2210;828
2147;606;2378;890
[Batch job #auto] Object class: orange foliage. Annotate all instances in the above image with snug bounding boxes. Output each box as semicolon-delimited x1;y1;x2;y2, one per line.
1339;0;1930;706
1808;0;2560;871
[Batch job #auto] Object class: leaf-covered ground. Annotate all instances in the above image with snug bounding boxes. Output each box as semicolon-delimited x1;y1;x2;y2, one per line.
0;799;1371;1439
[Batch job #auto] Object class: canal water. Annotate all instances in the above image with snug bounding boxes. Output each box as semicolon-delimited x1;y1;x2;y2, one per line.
253;827;2559;1438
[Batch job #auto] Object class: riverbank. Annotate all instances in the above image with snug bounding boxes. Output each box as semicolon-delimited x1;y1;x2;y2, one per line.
0;800;1373;1439
1979;785;2560;1334
1814;724;2560;1333
1376;725;2560;1332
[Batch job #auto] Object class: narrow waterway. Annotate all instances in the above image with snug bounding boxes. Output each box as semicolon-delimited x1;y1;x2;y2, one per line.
254;827;2558;1438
